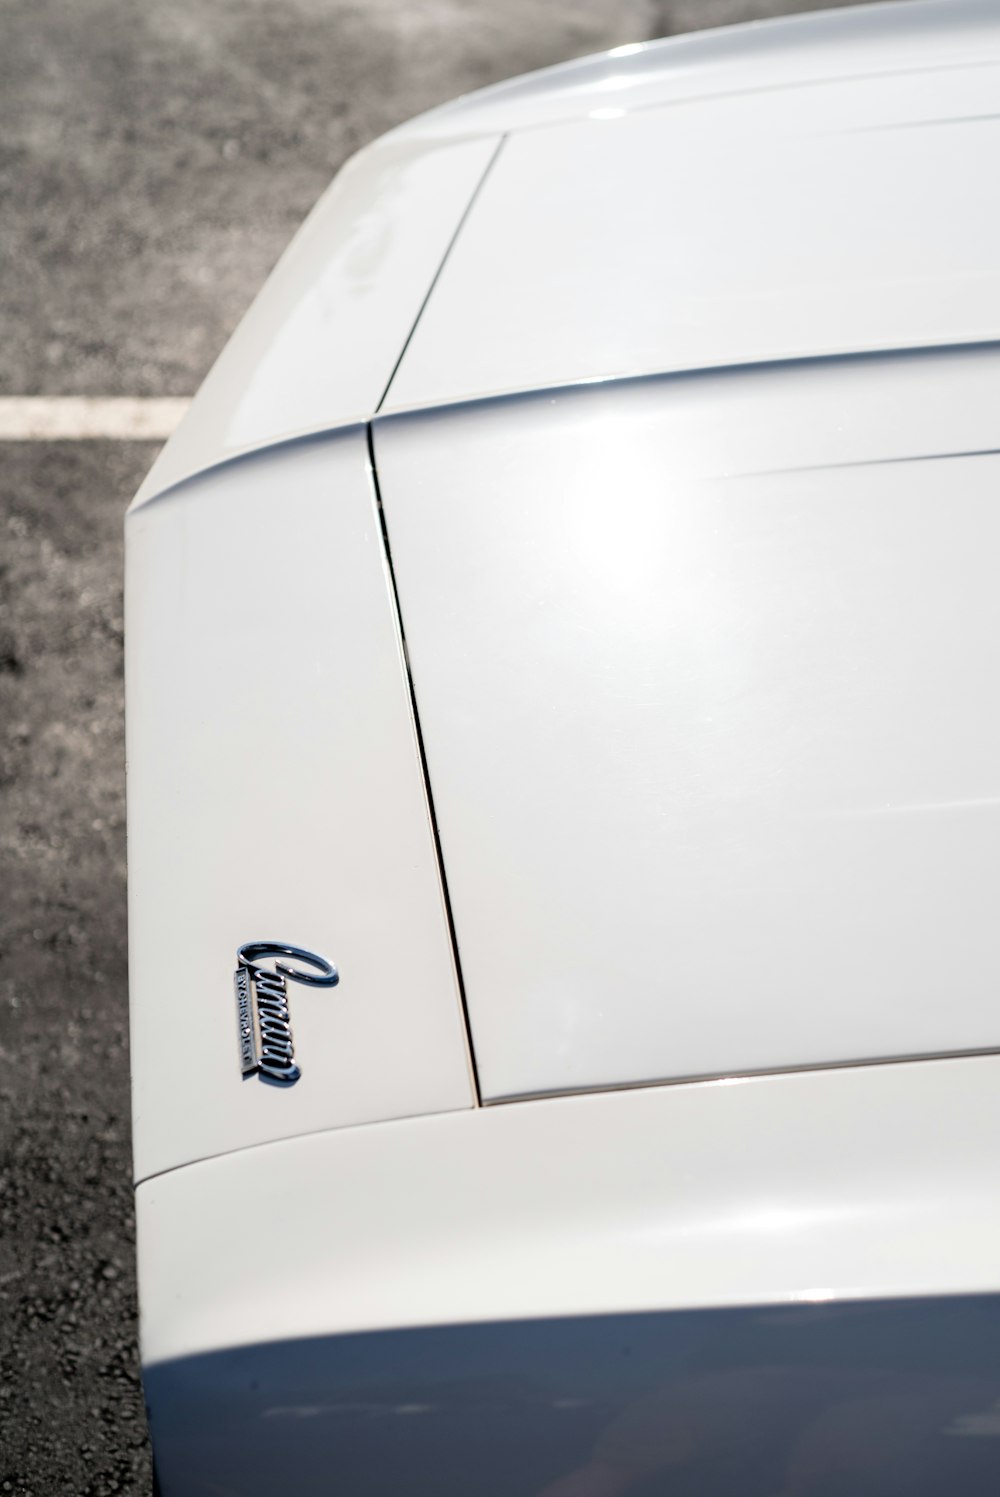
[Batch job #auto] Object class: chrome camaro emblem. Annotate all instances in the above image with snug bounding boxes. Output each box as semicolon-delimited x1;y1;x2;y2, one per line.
234;941;339;1084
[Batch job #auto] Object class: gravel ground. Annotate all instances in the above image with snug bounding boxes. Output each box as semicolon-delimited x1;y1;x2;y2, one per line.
0;2;883;1493
1;440;154;1496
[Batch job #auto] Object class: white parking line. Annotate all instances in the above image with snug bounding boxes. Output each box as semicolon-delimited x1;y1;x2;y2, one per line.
0;397;191;440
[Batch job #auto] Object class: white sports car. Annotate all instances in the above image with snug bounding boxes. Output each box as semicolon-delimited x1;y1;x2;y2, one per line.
127;2;1000;1492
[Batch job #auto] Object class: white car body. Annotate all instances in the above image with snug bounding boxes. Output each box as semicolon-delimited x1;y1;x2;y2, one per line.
127;3;1000;1491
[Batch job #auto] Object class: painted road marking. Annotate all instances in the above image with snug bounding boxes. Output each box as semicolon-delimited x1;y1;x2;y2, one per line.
0;398;191;440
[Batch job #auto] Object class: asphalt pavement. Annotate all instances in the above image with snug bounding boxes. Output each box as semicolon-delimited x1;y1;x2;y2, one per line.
0;2;878;1492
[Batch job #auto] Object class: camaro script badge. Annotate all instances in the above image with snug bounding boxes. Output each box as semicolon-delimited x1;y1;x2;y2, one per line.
234;941;339;1084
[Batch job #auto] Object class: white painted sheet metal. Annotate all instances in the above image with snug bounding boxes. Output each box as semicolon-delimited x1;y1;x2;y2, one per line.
401;0;1000;141
138;1054;1000;1365
385;62;1000;411
125;429;473;1182
375;347;1000;1102
132;132;499;508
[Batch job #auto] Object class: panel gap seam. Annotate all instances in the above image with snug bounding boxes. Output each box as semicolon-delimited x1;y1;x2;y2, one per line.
374;132;508;415
365;420;483;1106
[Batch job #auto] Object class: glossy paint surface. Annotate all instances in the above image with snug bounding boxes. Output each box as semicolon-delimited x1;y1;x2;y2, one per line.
129;2;1000;509
401;0;1000;139
125;430;473;1182
129;8;1000;1486
132;132;499;507
385;59;1000;411
146;1296;1000;1497
376;349;1000;1100
138;1056;1000;1366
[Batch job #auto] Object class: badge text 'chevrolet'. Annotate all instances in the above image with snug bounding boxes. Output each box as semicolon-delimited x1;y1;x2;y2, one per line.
233;941;338;1084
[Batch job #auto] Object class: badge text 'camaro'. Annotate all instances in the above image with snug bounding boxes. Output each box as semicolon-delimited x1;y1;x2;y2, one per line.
234;941;339;1084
